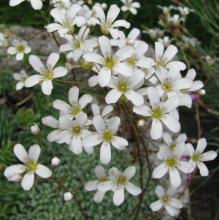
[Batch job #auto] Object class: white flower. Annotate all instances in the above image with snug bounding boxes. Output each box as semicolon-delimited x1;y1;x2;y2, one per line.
9;0;43;10
178;6;193;17
56;114;92;155
64;192;73;201
46;4;85;38
158;132;187;158
13;70;28;90
150;185;183;217
93;4;130;37
7;39;31;61
110;28;141;48
105;74;144;106
83;116;128;164
109;166;141;206
53;86;92;119
84;36;134;87
186;138;217;176
152;146;192;188
178;68;204;108
85;165;112;203
133;87;180;140
25;53;68;95
60;27;97;61
121;0;140;15
30;123;40;135
51;157;60;166
154;42;186;74
4;144;52;191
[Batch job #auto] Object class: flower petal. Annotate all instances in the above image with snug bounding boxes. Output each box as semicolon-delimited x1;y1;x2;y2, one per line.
21;173;34;191
100;142;111;164
126;182;141;196
28;144;41;162
113;188;124;206
123;166;136;180
35;164;52;178
14;144;28;163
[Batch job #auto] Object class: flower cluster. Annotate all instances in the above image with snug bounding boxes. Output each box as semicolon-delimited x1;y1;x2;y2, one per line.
4;0;217;218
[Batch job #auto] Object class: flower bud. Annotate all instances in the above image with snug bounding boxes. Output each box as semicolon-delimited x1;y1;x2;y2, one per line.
51;157;60;166
64;192;73;201
31;123;40;135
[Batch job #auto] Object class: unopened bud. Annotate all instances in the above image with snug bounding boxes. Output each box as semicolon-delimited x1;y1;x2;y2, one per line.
64;192;73;201
51;157;60;166
31;123;40;135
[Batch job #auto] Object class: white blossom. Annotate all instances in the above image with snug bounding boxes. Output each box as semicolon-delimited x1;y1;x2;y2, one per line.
7;39;31;61
25;53;68;95
121;0;140;15
150;185;183;217
109;166;141;206
13;70;28;90
83;116;128;164
186;138;217;176
4;144;52;191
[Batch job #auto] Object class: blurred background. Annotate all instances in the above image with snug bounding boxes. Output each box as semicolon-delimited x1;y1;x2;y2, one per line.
0;0;219;219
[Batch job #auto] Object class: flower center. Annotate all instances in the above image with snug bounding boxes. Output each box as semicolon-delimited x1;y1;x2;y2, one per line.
152;106;163;119
161;195;170;204
117;81;129;93
42;69;54;80
117;175;127;186
101;21;111;35
162;80;172;92
99;176;109;182
166;157;177;168
71;105;81;116
102;130;113;142
16;44;25;52
191;153;201;162
62;21;75;34
155;58;166;69
104;56;116;69
127;57;137;67
169;143;176;151
71;125;81;135
74;40;81;49
25;159;37;173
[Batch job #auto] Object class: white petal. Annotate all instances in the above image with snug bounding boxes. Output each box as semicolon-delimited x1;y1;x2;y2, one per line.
68;86;79;105
25;75;41;87
83;53;103;65
41;80;53;95
4;164;26;177
94;190;105;203
111;136;128;150
155;185;165;197
161;114;180;133
148;86;160;107
107;117;120;133
53;100;70;112
28;144;41;162
123;166;136;180
98;36;111;57
150;119;163;140
197;162;209;176
98;68;111;87
100;142;111;164
113;188;124;206
83;133;102;147
9;0;25;6
163;45;178;62
21;173;34;191
70;137;83;155
152;163;168;179
196;138;207;154
126;182;141;196
14;144;28;163
7;47;17;55
163;96;179;112
133;105;151;117
125;90;144;106
29;55;45;73
150;200;163;211
85;180;98;191
169;198;183;209
165;204;180;217
79;94;92;109
53;67;68;78
35;164;52;178
201;151;217;161
107;4;120;23
169;168;181;188
93;115;105;133
105;89;122;104
155;42;164;60
30;0;43;10
114;63;132;77
95;165;105;178
177;161;193;174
